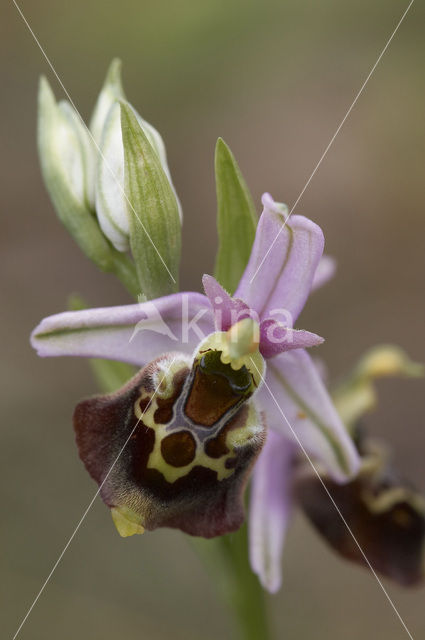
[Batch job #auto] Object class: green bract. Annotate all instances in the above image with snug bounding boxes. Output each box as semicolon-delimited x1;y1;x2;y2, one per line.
214;138;257;294
121;102;182;298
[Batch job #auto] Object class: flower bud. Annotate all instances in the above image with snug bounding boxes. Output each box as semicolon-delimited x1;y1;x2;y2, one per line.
38;78;93;213
94;62;182;254
37;60;182;297
37;76;115;272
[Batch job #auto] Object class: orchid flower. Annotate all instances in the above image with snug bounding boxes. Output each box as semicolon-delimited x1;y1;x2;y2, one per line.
31;193;360;544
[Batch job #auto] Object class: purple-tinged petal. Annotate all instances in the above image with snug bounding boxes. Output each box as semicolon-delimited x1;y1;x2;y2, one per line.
235;193;324;322
312;357;329;386
259;318;324;359
312;255;336;291
249;430;294;593
31;292;214;366
202;274;251;330
258;349;360;482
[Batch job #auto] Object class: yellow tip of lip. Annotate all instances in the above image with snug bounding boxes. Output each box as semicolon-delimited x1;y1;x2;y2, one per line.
111;507;144;537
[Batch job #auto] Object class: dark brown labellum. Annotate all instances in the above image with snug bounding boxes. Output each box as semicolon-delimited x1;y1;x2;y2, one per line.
74;353;265;538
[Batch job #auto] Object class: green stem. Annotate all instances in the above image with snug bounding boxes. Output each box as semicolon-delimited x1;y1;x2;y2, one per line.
191;524;271;640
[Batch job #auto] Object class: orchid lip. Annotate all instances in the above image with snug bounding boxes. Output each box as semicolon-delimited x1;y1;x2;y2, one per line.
75;351;266;538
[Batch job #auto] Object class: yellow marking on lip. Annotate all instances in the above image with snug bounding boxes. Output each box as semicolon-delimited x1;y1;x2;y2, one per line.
362;487;425;515
134;391;262;484
147;420;234;483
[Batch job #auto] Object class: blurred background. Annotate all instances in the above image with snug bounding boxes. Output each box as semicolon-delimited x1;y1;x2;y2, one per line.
2;0;424;637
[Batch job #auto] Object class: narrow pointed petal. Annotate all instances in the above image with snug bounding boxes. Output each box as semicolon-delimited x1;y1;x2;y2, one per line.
259;319;324;358
258;350;360;482
235;193;324;322
249;431;294;593
312;255;336;291
202;274;251;330
31;292;214;366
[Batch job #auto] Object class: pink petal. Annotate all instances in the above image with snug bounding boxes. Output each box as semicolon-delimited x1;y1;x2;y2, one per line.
312;255;337;291
31;292;214;366
249;430;294;593
258;349;360;482
202;274;251;330
259;318;324;358
235;193;324;322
